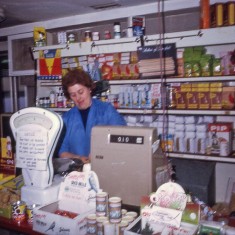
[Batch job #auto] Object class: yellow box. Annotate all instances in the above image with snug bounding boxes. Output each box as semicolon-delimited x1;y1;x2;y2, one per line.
181;83;192;92
210;87;223;92
210;82;223;88
1;138;12;159
0;174;15;190
197;83;210;87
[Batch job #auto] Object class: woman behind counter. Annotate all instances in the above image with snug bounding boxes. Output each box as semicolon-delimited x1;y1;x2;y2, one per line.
58;69;126;163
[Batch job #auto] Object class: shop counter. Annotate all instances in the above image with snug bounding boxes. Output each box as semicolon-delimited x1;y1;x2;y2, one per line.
0;216;43;235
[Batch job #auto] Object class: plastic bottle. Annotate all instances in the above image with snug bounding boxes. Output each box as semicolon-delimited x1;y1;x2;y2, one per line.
49;90;55;108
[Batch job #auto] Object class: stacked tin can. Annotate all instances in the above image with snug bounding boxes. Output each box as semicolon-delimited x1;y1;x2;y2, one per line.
11;200;27;224
86;193;138;235
200;0;235;29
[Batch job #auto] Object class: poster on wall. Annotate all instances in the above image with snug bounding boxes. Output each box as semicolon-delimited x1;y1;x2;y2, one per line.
137;43;177;78
38;49;62;80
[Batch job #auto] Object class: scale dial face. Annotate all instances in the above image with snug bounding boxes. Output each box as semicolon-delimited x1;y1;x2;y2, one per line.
13;113;53;130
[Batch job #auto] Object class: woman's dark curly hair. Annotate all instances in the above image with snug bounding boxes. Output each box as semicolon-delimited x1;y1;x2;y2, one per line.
62;69;96;99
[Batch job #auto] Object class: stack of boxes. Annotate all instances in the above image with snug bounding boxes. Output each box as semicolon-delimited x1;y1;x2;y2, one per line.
183;46;222;77
174;82;234;110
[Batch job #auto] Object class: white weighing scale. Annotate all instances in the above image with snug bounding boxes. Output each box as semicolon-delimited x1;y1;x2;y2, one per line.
10;107;63;205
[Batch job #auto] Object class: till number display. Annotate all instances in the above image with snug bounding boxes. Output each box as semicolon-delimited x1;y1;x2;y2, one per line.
110;135;144;144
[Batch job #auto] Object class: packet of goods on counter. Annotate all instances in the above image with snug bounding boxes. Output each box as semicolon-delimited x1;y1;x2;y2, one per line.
0;174;15;190
1;174;24;190
0;188;21;219
198;220;235;235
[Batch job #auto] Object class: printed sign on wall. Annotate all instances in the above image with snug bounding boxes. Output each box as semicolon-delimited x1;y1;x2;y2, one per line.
38;49;62;80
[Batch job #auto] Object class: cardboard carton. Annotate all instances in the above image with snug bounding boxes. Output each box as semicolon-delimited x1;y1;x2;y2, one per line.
208;122;233;156
33;170;99;235
33;202;94;235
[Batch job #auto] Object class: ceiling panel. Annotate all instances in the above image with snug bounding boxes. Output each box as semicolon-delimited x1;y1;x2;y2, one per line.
0;0;157;28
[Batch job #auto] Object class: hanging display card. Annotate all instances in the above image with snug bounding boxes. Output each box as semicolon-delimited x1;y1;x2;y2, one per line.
58;171;100;214
137;43;177;78
16;124;48;170
141;182;188;232
38;49;62;80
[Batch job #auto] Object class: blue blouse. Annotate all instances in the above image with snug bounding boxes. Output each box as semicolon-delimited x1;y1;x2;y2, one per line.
58;98;126;157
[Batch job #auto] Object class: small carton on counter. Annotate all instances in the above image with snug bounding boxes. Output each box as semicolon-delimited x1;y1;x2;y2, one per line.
142;182;198;234
124;182;198;235
124;216;198;235
33;170;99;235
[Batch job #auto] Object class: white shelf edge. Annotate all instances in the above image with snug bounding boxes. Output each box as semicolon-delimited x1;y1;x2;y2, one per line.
32;26;235;59
166;76;235;83
44;108;235;115
38;76;235;86
118;109;235;115
39;80;62;86
48;108;70;112
168;152;235;163
109;76;235;84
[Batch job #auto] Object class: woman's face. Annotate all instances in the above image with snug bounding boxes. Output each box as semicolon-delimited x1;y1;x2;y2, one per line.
68;83;92;110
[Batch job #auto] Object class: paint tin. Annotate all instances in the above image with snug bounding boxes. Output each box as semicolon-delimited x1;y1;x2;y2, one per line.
85;30;92;42
104;30;111;40
86;213;97;234
96;192;108;217
92;32;100;41
220;140;229;157
68;33;75;43
11;200;26;223
113;22;121;39
200;0;210;29
108;197;122;224
26;204;39;224
117;221;129;235
96;216;108;235
215;3;224;27
227;2;235;26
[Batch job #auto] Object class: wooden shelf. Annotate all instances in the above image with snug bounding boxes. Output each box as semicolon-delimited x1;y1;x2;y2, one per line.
33;26;235;59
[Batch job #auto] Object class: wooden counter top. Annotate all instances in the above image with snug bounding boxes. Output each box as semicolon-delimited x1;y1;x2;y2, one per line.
0;216;43;235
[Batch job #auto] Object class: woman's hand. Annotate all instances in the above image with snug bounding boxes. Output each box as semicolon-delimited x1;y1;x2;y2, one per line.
80;156;90;164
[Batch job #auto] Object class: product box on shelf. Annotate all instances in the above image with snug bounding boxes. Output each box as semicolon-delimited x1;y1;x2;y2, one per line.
208;122;233;156
222;86;235;109
33;170;99;235
209;83;223;110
